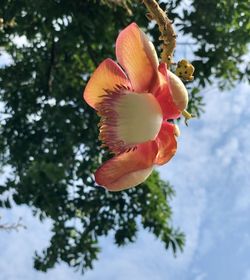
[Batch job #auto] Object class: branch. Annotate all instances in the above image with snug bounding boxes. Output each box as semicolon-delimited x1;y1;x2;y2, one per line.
142;0;176;68
101;0;133;16
71;2;98;68
0;217;26;232
46;36;56;95
86;44;98;68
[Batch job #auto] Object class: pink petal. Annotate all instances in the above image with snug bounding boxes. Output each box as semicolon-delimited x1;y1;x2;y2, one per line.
156;63;188;120
116;22;159;92
83;58;131;109
154;122;178;165
95;141;158;191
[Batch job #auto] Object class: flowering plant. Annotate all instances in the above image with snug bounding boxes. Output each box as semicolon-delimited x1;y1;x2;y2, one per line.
83;22;189;191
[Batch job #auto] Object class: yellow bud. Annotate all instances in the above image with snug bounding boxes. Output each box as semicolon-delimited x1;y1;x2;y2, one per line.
176;59;195;81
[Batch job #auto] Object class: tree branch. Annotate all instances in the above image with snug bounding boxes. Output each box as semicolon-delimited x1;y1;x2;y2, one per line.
0;216;26;232
142;0;176;68
46;35;56;96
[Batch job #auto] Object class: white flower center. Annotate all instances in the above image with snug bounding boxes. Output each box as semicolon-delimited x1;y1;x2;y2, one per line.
116;92;162;145
98;88;163;154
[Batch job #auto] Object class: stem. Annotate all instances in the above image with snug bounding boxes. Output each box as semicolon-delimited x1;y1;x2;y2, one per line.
182;110;194;126
142;0;176;68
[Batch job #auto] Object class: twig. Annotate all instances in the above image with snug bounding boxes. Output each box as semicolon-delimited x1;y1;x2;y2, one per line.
0;217;26;232
47;36;56;95
102;0;133;15
86;44;98;68
142;0;176;68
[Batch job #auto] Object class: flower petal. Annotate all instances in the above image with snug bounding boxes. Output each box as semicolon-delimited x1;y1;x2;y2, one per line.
156;63;188;120
154;122;178;165
83;58;131;109
116;22;159;92
95;141;158;191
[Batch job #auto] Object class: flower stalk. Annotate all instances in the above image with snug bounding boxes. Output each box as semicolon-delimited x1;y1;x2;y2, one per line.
142;0;177;68
182;110;195;126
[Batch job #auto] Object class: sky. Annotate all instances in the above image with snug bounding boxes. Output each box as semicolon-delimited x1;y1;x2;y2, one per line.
1;79;250;279
1;27;250;280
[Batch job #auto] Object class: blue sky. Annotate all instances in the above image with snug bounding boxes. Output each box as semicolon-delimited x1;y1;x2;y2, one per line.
1;80;250;279
1;31;250;279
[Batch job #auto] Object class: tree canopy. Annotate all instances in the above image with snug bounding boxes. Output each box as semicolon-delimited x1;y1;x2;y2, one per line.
0;0;249;274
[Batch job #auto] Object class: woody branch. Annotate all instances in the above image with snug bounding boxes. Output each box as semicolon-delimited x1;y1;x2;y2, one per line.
142;0;176;68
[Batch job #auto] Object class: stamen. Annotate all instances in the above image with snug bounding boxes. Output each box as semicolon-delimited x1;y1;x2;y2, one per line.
182;109;195;126
96;86;163;155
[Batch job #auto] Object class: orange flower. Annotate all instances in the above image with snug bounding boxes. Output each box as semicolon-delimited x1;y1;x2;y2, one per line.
83;23;188;191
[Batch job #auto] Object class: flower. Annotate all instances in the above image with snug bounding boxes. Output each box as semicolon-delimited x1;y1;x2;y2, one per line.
83;23;188;191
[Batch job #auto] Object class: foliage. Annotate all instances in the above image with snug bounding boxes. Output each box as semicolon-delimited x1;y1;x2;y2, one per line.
178;0;250;90
0;0;249;274
0;0;182;273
